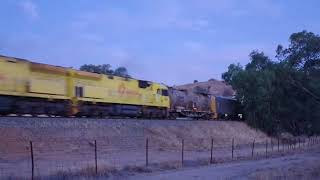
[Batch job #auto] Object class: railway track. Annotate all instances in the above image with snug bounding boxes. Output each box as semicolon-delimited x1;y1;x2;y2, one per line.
0;114;227;122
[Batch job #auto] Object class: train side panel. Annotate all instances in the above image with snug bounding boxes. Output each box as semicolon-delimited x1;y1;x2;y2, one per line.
71;72;169;107
0;56;71;115
0;57;29;94
71;71;170;117
0;56;70;100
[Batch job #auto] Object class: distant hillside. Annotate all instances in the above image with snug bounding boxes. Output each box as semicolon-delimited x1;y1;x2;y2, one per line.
174;79;235;96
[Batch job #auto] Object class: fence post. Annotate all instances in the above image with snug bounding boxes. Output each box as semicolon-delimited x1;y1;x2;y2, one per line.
210;139;213;164
94;140;98;175
305;137;307;147
271;139;273;152
265;140;268;158
298;138;301;149
251;139;255;157
277;136;280;152
30;141;34;180
181;139;184;166
292;139;294;150
232;138;234;160
146;138;149;167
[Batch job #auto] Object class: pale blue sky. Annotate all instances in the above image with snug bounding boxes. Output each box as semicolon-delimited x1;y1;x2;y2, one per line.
0;0;319;85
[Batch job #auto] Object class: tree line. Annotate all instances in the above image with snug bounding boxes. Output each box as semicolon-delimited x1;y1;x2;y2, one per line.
80;64;131;78
222;31;320;136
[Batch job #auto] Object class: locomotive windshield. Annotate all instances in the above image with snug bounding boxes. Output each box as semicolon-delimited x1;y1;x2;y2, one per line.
162;89;169;96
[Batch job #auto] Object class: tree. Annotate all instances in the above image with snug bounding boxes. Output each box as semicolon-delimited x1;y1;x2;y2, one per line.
114;67;131;78
221;63;243;85
80;64;113;75
222;31;320;136
277;31;320;71
80;64;131;78
245;51;273;71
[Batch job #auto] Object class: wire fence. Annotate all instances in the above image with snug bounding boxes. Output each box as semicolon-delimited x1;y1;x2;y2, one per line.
0;136;319;179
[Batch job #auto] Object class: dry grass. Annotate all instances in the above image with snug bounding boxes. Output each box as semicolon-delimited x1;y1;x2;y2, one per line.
0;117;272;179
174;79;235;96
0;118;270;154
248;161;320;180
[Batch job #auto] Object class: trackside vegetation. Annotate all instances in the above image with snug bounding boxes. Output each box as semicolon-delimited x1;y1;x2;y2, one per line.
222;31;320;136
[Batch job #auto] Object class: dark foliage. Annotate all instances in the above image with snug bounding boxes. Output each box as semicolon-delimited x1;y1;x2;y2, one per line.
222;31;320;136
80;64;131;78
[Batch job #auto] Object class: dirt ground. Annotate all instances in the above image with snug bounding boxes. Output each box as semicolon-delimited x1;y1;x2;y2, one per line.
128;145;320;180
0;117;315;179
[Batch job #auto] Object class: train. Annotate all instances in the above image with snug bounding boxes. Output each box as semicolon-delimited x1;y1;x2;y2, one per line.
169;87;242;120
0;55;242;120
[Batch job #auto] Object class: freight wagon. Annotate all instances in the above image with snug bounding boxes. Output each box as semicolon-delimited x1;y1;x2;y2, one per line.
168;87;242;120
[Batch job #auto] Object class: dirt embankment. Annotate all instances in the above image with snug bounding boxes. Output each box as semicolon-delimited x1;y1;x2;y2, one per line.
0;117;272;178
0;117;268;149
174;79;235;96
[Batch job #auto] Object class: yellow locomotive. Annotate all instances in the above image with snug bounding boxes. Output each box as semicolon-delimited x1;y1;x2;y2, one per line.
0;55;170;118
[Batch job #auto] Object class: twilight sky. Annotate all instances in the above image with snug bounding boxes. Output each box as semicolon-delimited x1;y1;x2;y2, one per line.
0;0;319;85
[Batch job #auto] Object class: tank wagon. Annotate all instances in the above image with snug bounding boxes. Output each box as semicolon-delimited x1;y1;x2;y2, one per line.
0;55;170;118
168;87;242;120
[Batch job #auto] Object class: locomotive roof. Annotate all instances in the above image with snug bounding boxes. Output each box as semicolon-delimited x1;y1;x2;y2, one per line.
0;54;168;88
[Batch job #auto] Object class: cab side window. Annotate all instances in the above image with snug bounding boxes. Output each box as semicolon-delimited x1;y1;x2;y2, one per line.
138;80;150;88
